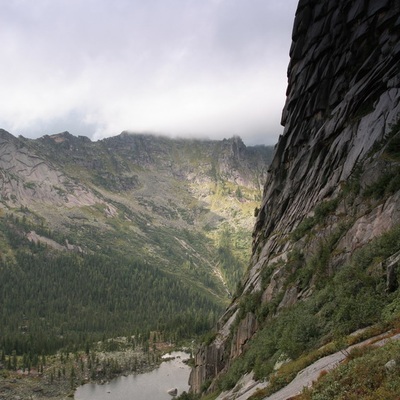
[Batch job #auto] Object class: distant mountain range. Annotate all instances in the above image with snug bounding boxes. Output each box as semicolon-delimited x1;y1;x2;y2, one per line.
0;129;273;351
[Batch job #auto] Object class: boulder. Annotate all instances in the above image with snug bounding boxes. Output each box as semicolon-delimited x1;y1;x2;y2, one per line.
167;388;178;396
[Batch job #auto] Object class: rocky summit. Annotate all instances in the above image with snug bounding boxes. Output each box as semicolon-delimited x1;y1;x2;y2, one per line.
190;0;400;399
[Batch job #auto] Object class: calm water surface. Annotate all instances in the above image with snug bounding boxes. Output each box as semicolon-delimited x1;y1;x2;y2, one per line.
75;351;191;400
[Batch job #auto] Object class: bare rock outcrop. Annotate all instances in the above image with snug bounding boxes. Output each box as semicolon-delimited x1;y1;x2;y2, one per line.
0;129;100;210
190;340;226;393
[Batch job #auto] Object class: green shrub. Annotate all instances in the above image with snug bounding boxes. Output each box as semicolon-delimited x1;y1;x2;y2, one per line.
362;165;400;200
291;217;316;241
202;331;217;346
314;199;339;223
291;198;340;242
385;135;400;161
236;292;262;321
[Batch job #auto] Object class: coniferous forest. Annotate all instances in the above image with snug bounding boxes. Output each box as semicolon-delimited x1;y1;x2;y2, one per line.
0;213;222;359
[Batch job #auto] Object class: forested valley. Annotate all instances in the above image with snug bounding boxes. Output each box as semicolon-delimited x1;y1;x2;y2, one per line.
0;130;272;399
0;212;222;361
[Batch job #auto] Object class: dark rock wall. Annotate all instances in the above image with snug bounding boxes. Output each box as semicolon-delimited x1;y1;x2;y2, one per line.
190;0;400;393
252;0;400;283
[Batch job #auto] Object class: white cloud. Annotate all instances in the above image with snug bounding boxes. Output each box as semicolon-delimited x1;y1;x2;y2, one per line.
0;0;298;144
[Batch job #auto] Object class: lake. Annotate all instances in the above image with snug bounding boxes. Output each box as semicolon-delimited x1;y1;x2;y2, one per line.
75;351;191;400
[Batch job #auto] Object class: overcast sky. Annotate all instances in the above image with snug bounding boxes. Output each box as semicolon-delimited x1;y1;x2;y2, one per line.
0;0;298;145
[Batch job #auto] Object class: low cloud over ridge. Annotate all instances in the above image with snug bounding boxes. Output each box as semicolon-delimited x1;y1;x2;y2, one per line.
0;0;298;145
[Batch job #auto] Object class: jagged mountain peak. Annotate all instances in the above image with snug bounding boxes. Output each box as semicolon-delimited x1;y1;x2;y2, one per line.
0;128;18;143
49;130;73;140
40;130;92;146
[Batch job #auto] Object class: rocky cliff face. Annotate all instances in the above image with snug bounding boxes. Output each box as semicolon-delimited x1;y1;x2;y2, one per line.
190;0;400;396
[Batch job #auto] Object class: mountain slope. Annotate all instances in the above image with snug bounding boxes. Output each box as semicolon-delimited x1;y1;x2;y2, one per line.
0;130;273;352
189;0;400;398
15;132;272;292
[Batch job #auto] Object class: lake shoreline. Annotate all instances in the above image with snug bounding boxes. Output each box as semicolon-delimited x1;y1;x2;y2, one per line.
75;351;191;400
0;341;180;400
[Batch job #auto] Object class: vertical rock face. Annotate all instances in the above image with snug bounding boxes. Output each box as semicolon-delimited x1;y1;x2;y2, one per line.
189;340;227;393
190;0;400;394
252;0;400;292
